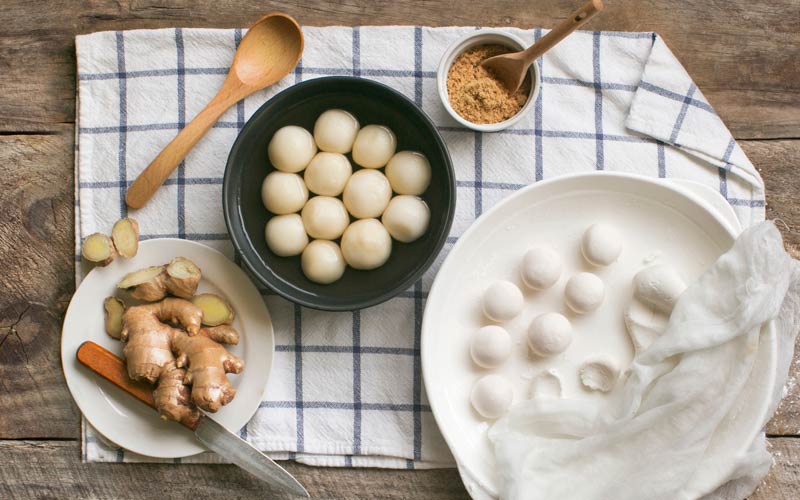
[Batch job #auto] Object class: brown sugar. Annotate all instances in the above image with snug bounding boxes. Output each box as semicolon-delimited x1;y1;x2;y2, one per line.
446;44;531;124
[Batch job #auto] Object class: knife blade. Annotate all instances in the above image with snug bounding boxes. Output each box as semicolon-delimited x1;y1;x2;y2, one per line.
77;340;309;498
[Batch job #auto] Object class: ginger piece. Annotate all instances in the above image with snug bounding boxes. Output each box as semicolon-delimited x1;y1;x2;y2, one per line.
191;293;235;326
117;257;201;301
103;297;126;339
154;361;201;427
81;233;116;266
111;218;139;258
172;325;244;412
120;298;203;383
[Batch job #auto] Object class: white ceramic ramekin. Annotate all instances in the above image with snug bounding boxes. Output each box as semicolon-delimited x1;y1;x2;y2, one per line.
437;29;540;132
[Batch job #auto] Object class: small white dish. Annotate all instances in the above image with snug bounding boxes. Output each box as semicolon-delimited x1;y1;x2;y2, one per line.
437;29;541;132
421;173;776;498
61;238;274;458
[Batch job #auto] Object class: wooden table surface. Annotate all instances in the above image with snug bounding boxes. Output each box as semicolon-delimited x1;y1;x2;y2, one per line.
1;0;798;498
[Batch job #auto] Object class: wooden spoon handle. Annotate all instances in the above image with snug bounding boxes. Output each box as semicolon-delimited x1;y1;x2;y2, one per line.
125;88;242;209
522;0;604;64
77;341;157;407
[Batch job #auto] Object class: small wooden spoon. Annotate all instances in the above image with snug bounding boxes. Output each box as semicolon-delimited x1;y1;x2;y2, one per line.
481;0;604;94
126;13;304;209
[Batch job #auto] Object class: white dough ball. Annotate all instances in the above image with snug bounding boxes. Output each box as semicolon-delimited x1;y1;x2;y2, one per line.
579;356;620;392
564;272;605;314
313;109;360;154
581;223;623;266
343;169;392;218
470;374;513;419
301;240;346;284
268;125;317;173
633;264;687;314
529;370;563;399
351;124;396;168
527;313;572;357
385;151;432;195
520;246;562;290
264;214;308;257
470;325;512;369
381;195;430;243
261;171;309;214
303;152;352;196
482;280;524;322
340;219;392;270
301;196;350;240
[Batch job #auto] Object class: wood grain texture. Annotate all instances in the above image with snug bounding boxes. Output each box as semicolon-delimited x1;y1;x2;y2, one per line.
0;0;798;137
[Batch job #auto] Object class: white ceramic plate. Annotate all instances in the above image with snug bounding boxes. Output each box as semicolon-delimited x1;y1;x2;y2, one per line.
61;238;273;458
421;173;776;498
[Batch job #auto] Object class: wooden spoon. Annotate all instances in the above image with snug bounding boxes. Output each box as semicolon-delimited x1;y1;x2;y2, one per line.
481;0;604;94
125;13;304;209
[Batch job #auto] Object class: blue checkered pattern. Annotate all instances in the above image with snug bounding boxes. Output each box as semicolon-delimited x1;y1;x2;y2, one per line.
75;26;764;466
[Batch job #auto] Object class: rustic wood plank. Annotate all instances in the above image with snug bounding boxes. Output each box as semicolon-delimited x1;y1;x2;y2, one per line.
0;0;797;137
0;438;797;499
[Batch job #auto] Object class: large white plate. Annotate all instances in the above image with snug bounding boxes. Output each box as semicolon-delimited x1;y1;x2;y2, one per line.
421;173;776;498
61;238;273;458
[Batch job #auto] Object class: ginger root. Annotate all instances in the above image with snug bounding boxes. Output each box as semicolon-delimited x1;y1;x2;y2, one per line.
154;361;201;427
82;233;116;266
103;297;126;339
117;257;201;301
191;293;235;326
111;218;139;258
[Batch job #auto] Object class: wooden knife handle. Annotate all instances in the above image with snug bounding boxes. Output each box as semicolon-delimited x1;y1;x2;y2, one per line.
77;341;157;408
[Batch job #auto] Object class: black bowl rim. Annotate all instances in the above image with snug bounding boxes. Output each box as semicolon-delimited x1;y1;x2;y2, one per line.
222;76;457;311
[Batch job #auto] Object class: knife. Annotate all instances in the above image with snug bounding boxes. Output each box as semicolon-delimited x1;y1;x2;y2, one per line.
77;341;309;498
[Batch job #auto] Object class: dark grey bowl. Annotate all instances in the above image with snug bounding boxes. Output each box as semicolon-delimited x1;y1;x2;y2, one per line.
223;77;456;311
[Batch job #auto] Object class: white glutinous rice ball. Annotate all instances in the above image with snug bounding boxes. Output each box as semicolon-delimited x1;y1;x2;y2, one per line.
529;370;563;399
579;356;620;392
380;195;430;243
301;196;350;240
470;325;512;369
301;240;347;285
313;109;360;154
564;272;605;314
527;313;572;357
261;172;309;215
342;169;392;219
385;151;432;195
303;152;353;196
351;124;397;168
471;374;513;419
267;125;317;173
633;264;687;314
264;214;308;257
482;280;524;322
340;219;392;270
520;246;562;290
581;223;623;267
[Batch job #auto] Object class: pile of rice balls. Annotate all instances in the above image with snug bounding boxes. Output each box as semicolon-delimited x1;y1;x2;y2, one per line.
261;109;432;285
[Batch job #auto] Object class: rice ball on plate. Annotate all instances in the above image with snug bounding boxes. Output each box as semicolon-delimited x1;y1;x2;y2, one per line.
301;240;347;285
261;171;308;214
470;325;512;369
520;245;562;290
343;169;392;219
267;125;317;173
527;313;572;357
381;195;430;243
482;280;524;322
313;109;360;154
303;152;352;196
385;151;431;195
351;125;396;168
340;219;392;270
564;272;605;314
264;214;308;257
581;223;623;267
301;196;350;240
471;374;513;419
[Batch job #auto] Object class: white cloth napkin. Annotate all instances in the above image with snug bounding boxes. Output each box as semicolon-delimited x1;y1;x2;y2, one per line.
75;26;767;470
490;221;800;499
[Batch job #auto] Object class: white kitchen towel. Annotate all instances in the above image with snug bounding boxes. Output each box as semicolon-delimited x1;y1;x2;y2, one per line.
75;26;765;466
